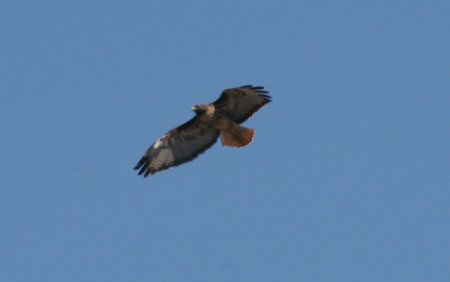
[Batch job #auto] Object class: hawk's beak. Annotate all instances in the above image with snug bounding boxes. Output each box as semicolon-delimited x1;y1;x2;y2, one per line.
192;105;206;114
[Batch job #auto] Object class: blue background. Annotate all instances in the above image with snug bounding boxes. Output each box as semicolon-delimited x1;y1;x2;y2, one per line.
1;1;449;281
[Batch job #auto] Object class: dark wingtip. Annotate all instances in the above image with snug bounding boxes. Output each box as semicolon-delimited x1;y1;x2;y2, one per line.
134;156;156;177
134;156;147;170
243;85;270;94
138;166;146;176
250;85;272;103
135;156;152;177
261;94;272;102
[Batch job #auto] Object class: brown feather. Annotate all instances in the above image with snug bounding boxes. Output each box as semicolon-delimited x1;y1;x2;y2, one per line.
213;85;271;124
220;125;254;148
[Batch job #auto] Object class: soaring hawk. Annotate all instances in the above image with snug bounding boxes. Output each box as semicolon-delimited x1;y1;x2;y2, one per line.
134;85;271;177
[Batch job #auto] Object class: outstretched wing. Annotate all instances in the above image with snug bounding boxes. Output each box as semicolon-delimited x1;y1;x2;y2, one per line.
213;85;271;124
134;117;219;177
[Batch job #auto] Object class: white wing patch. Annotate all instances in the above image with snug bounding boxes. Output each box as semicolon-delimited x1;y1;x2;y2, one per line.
153;138;164;148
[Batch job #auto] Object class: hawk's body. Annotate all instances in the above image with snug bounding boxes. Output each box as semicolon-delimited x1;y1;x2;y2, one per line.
134;85;271;177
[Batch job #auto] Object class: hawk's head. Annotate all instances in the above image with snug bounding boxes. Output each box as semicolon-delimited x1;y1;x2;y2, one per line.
191;105;210;115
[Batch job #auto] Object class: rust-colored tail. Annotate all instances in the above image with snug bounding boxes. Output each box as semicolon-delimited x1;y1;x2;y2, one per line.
220;125;255;147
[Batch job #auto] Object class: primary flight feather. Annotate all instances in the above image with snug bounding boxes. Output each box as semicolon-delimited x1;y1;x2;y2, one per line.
134;85;271;177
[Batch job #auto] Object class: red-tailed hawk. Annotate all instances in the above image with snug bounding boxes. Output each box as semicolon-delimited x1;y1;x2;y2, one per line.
134;85;271;177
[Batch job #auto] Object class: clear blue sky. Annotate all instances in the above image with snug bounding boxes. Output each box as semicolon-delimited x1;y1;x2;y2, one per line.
1;1;449;281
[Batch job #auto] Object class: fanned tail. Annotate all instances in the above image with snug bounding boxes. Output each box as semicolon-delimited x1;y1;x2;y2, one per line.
221;125;254;147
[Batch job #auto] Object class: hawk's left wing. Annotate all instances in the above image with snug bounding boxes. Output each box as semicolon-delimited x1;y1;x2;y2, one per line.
134;117;220;177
